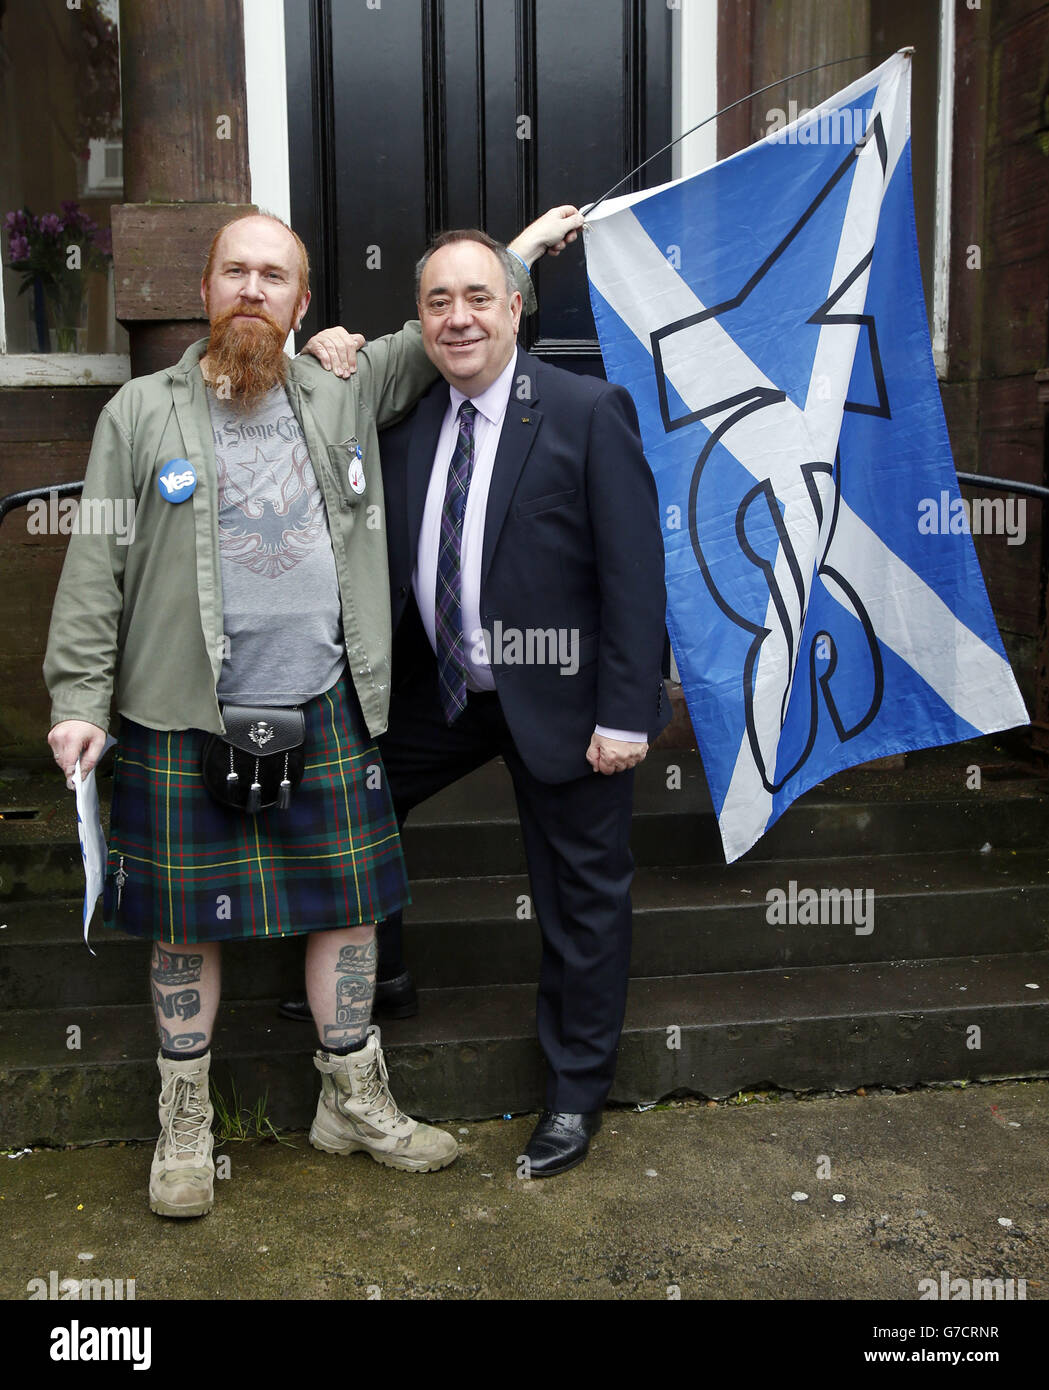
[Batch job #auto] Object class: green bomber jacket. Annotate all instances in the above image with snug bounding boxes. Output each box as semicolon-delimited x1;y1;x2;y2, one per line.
43;324;435;739
44;264;535;738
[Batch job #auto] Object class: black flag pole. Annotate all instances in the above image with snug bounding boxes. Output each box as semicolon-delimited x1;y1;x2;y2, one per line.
581;49;906;218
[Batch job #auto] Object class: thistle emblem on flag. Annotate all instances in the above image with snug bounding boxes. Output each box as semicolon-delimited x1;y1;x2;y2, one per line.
583;51;1028;861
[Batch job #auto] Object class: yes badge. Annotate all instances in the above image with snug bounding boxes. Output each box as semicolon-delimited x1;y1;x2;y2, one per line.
157;459;197;503
346;439;365;496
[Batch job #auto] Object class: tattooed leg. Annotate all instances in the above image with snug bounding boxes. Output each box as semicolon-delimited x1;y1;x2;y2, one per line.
150;941;221;1054
305;926;377;1051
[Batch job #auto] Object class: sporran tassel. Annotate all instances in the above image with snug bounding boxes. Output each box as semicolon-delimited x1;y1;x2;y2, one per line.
278;752;292;811
247;757;263;813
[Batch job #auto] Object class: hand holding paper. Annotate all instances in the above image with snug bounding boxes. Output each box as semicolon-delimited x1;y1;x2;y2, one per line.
72;736;117;950
48;718;109;789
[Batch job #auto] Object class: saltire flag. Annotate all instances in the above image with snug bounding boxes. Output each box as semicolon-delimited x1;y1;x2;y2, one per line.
584;51;1028;863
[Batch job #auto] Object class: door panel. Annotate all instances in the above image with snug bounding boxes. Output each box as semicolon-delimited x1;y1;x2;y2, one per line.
286;0;672;375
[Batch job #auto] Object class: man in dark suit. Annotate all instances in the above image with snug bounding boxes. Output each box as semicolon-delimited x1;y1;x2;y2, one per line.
289;220;669;1174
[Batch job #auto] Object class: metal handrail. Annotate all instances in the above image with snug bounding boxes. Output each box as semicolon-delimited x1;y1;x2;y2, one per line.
1;471;1044;530
956;473;1049;504
0;482;84;527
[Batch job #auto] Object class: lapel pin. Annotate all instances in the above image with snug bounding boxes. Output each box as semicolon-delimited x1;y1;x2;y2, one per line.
157;459;197;503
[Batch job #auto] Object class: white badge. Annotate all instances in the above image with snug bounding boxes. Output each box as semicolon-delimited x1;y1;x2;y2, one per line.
347;444;365;495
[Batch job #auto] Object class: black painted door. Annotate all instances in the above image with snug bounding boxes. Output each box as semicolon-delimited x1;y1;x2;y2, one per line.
285;0;672;375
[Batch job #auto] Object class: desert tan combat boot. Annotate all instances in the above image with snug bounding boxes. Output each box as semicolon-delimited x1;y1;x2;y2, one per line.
149;1051;215;1218
310;1031;458;1172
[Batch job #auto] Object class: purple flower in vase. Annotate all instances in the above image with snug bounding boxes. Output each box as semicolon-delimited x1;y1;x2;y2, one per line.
4;209;32;236
3;201;113;350
60;201;89;235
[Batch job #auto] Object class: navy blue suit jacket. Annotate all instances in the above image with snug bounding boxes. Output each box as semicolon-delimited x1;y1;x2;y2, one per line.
380;346;669;784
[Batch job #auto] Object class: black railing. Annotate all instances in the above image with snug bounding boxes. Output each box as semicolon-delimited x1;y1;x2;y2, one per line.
0;482;84;527
1;472;1045;530
956;473;1049;504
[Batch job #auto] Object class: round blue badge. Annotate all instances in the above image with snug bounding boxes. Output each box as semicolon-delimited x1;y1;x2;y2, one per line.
157;459;197;504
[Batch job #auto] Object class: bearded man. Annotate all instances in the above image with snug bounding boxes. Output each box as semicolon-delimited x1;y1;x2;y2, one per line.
43;207;576;1218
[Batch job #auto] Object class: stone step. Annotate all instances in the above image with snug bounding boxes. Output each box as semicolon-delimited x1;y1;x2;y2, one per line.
5;746;1049;900
2;951;1047;1144
5;849;1049;1008
403;849;1049;984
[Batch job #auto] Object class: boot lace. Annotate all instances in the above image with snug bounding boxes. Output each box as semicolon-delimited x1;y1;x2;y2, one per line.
159;1072;210;1156
356;1045;410;1130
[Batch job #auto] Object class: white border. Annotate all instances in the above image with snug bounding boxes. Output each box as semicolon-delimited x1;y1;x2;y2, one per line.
932;0;955;377
669;0;718;686
673;0;718;179
0;354;130;387
244;0;291;223
243;0;295;351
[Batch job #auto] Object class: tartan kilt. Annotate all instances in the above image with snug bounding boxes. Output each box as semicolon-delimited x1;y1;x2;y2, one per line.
102;668;409;944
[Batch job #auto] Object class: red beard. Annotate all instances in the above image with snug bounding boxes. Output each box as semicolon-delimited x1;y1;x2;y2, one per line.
204;305;288;409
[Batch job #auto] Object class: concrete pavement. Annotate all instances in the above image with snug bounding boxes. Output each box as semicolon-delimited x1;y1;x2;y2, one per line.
2;1078;1046;1302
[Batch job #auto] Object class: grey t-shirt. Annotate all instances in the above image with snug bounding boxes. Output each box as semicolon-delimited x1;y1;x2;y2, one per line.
208;384;345;705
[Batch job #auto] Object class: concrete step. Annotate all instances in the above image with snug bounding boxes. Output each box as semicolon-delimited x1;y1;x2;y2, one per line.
3;951;1047;1144
403;848;1049;983
5;746;1049;900
6;849;1049;1008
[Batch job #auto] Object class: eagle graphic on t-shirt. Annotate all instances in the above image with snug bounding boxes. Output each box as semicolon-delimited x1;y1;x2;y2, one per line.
218;443;328;579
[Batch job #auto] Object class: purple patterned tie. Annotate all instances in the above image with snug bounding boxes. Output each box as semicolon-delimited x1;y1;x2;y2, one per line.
435;401;477;723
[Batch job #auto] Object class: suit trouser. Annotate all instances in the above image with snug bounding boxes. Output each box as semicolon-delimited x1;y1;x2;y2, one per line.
377;669;635;1113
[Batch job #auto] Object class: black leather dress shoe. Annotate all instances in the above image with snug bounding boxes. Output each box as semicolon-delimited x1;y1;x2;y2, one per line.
522;1110;603;1178
277;971;419;1023
374;972;418;1018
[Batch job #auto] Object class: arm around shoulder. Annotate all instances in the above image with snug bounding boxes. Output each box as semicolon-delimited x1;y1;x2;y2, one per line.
356;319;439;431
